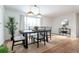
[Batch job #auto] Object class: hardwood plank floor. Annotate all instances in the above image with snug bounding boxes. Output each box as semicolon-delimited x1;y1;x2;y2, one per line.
5;35;79;53
44;36;79;53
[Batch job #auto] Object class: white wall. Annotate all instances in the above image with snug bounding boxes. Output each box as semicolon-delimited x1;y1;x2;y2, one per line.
41;16;52;27
0;5;4;45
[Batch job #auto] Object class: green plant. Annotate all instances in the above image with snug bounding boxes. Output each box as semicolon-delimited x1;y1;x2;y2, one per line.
5;17;17;40
0;45;8;53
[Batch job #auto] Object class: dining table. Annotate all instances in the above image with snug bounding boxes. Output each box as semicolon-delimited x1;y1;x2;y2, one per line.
20;29;51;48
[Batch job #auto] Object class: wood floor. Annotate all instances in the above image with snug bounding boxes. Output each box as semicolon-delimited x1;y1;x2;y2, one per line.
5;35;79;53
44;36;79;53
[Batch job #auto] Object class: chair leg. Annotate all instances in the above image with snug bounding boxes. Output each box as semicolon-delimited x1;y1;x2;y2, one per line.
37;39;39;48
44;39;46;45
12;41;14;51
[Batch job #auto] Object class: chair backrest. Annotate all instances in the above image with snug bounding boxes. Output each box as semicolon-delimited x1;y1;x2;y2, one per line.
45;26;52;30
36;30;46;39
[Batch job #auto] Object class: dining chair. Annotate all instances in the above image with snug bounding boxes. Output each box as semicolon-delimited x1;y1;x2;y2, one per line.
11;31;25;51
31;29;46;48
45;27;52;40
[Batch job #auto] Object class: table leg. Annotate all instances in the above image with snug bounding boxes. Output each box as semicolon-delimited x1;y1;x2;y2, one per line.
23;34;28;48
46;31;48;42
37;32;39;48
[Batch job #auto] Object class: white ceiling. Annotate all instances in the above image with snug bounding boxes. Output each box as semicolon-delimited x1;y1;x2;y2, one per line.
4;5;79;17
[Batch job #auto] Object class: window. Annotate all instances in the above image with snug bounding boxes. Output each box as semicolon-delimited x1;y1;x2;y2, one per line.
24;16;41;29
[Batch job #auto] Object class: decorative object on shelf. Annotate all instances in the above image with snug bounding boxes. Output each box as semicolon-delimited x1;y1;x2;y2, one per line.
59;27;71;36
5;17;17;41
27;5;42;17
61;19;69;27
60;19;70;36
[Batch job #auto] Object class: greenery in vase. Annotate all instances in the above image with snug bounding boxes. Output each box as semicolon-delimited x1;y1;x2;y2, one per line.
0;45;8;53
5;17;17;40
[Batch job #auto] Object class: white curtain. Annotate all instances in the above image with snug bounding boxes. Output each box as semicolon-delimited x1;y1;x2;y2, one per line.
19;15;25;30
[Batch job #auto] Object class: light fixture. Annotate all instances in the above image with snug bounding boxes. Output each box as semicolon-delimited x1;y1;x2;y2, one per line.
27;5;34;16
37;13;42;17
27;11;34;16
27;5;42;17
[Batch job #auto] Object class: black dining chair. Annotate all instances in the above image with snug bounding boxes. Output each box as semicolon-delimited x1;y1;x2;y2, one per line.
11;31;25;51
31;30;46;48
45;27;52;40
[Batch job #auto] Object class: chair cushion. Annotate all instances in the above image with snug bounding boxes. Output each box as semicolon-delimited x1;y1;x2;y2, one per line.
14;35;25;41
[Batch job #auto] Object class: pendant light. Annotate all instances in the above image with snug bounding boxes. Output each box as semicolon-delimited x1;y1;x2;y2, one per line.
27;5;42;17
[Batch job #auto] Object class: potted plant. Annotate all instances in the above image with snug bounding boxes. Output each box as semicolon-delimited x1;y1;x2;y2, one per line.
0;45;8;53
5;17;17;41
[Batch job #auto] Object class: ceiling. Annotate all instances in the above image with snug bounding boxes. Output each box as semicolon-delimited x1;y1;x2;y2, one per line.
4;5;79;17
